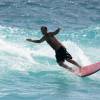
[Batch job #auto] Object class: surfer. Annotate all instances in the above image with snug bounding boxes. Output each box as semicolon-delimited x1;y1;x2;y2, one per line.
26;26;81;72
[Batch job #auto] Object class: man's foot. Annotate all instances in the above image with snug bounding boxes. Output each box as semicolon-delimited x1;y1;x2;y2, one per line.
68;67;74;72
78;67;82;72
72;67;82;75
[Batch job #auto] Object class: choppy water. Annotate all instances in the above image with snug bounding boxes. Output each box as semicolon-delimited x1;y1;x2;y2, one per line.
0;0;100;100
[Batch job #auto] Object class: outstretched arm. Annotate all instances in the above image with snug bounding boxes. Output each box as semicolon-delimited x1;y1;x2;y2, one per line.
26;36;45;43
53;28;61;35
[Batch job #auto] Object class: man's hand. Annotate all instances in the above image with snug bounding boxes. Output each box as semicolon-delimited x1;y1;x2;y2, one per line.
26;39;33;42
53;28;61;35
58;28;61;31
26;37;45;43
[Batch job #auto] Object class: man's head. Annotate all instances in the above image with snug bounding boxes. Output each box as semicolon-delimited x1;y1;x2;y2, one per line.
41;26;47;34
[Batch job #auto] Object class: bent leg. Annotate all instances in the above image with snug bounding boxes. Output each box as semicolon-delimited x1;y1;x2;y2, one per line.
67;59;81;68
58;61;74;72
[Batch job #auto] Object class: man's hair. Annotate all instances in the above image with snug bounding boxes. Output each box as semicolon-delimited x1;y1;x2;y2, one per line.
41;26;47;31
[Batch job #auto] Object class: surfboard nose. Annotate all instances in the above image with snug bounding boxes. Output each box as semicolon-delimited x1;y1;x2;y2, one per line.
74;62;100;77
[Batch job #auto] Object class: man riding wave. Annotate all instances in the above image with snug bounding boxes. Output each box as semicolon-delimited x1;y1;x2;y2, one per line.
26;26;81;72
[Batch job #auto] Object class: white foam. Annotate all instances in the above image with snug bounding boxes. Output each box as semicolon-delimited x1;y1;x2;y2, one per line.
0;39;34;63
0;38;40;73
63;40;92;66
0;38;93;73
31;43;55;58
30;40;92;67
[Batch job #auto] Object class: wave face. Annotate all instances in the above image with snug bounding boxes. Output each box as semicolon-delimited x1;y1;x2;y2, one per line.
0;0;100;100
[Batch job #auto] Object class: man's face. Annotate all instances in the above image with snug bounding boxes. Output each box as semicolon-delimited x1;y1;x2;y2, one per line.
41;27;47;34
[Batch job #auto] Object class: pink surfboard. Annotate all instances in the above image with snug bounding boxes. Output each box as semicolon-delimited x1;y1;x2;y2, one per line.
74;62;100;77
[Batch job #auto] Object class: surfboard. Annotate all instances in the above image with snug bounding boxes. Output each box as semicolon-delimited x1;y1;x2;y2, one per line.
74;62;100;77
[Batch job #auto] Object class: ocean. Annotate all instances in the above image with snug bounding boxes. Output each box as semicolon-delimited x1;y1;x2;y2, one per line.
0;0;100;100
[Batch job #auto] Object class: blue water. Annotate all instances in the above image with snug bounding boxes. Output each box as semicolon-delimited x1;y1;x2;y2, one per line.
0;0;100;100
